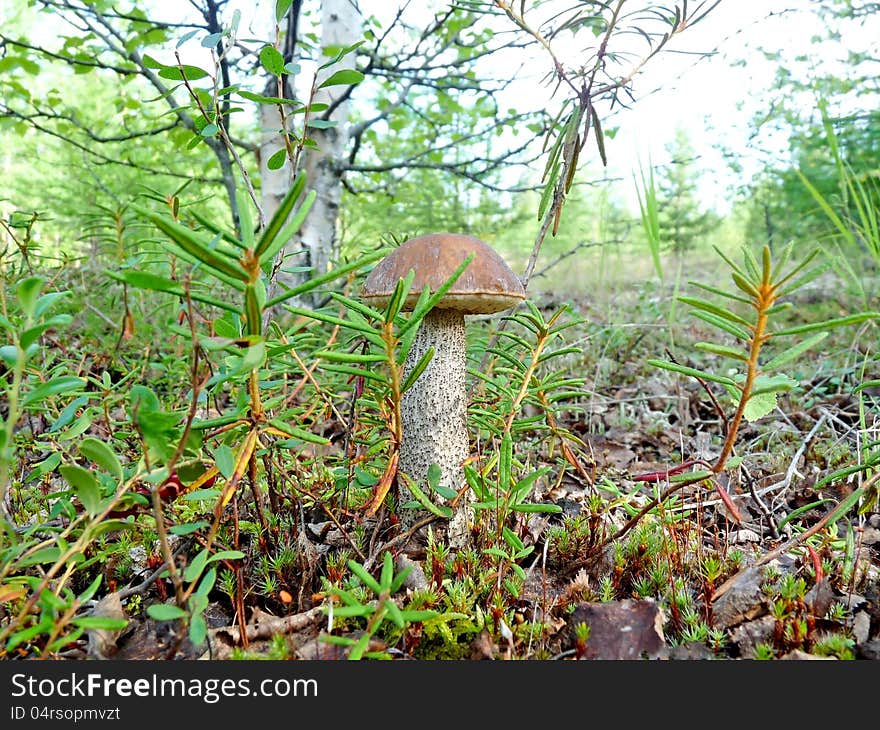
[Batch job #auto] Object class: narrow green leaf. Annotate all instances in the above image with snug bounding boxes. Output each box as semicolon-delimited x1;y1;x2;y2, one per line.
136;207;248;282
400;347;434;394
398;253;475;336
259;190;317;265
268;419;331;445
693;342;749;362
71;616;129;631
403;477;452;518
313;350;385;364
731;271;760;298
267;248;388;307
647;359;737;386
255;174;307;258
774;312;879;337
107;270;239;312
22;376;85;408
763;332;829;370
690;311;751;341
499;433;512;489
319;364;387;383
678;296;752;327
511;502;563;513
207;550;245;564
348;560;382;594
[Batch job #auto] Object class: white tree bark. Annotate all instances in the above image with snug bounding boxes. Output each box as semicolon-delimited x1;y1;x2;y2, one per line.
260;0;362;300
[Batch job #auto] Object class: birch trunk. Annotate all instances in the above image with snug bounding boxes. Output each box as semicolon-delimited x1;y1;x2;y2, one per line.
261;0;362;305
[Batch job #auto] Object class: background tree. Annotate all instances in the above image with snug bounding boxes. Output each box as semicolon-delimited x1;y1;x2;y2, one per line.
732;1;879;258
656;127;715;256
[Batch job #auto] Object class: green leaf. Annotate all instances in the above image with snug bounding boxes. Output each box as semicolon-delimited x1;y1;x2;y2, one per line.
196;567;217;598
774;312;880;337
267;247;388;307
690;311;751;341
255;174;307;259
135;206;248;284
403;477;452;518
184;549;209;583
742;391;777;422
107;270;239;312
693;342;748;362
400;347;434;394
763;332;829;370
146;604;188;621
348;560;382;595
158;65;209;81
207;550;245;564
189;613;208;646
71;616;129;631
16;276;44;317
168;521;209;536
313;350;386;364
15;548;62;568
398;253;476;336
22;376;85;408
76;575;105;604
268;419;331;445
306;119;337;130
267;148;287;170
257;191;316;263
678;296;752;327
510;502;562;514
318;69;364;88
318;41;365;69
79;438;123;481
647;359;736;387
214;444;235;479
276;0;294;21
259;45;286;76
749;373;798;396
380;551;394;591
236;90;302;105
385;600;405;629
59;465;101;516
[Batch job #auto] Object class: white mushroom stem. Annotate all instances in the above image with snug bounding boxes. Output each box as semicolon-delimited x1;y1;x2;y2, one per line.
398;307;472;548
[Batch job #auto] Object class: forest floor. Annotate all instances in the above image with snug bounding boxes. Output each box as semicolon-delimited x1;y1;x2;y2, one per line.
3;253;879;661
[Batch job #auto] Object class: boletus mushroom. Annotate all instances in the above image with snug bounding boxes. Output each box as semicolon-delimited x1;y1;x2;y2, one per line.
361;233;525;548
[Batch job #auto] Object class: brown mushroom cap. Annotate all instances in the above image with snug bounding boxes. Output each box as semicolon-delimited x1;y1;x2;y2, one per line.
361;233;525;313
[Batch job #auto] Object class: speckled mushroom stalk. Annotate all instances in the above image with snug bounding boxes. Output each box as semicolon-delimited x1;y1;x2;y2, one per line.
361;233;525;550
398;307;470;547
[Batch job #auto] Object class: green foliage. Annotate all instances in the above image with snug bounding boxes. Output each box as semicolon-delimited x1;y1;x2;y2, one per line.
322;552;440;660
649;242;879;472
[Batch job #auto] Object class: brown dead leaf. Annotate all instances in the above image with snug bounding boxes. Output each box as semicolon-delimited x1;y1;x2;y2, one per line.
86;592;128;660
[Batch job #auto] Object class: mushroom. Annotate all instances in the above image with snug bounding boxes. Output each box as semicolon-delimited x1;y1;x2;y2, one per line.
361;233;525;548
